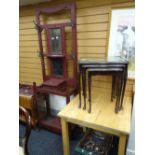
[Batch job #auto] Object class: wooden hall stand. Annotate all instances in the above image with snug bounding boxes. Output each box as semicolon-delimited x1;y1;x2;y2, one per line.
33;82;77;133
58;91;132;155
33;2;78;133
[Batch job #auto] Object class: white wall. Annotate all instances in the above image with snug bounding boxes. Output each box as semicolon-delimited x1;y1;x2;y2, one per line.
38;94;74;114
126;99;135;155
49;94;74;111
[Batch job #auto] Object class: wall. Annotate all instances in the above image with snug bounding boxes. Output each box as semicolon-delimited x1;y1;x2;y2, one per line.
19;0;135;97
126;98;135;155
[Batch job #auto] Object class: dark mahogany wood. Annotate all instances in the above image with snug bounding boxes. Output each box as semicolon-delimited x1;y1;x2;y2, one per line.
36;3;74;15
87;68;124;113
43;78;66;87
40;116;62;134
33;82;77;133
34;2;77;88
78;57;128;113
34;3;78;133
82;64;126;110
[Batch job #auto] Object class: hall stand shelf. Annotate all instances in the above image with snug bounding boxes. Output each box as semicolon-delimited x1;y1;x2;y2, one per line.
33;2;78;133
33;82;77;133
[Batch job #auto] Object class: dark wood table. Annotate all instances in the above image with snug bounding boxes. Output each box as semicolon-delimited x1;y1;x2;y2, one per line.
78;57;128;113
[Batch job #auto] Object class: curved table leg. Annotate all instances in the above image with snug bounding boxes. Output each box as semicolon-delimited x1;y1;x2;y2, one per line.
78;70;82;108
111;75;116;102
88;73;91;113
83;68;87;110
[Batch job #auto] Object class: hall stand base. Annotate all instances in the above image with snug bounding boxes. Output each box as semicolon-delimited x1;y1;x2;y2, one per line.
39;115;62;134
37;113;75;135
33;83;78;134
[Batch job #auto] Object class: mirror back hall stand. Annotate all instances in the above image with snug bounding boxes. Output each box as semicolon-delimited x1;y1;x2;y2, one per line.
34;3;78;133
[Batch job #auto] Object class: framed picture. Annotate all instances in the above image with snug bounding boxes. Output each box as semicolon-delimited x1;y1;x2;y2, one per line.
108;8;135;78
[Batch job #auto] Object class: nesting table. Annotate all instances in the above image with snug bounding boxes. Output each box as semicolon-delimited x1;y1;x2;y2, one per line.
78;57;128;113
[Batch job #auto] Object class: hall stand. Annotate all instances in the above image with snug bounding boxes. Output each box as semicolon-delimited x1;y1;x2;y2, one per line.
33;2;78;133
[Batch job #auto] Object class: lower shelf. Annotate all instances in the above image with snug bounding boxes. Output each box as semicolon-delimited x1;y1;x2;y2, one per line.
39;115;62;134
75;130;113;155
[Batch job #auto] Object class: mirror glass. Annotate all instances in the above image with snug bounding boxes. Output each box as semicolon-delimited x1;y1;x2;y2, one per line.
50;28;62;53
53;59;63;76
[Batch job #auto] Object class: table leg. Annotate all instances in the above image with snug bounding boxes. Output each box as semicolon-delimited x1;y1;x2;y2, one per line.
45;94;50;115
78;70;82;108
118;75;124;111
111;75;116;102
66;95;70;103
115;76;120;113
118;134;127;155
83;68;87;110
88;73;91;113
82;68;87;110
119;67;128;110
119;73;127;110
61;118;70;155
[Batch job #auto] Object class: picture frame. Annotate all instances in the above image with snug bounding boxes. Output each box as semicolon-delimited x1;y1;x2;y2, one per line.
107;7;135;78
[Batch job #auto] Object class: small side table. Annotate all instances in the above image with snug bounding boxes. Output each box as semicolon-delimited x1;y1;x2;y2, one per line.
78;57;128;113
87;68;124;113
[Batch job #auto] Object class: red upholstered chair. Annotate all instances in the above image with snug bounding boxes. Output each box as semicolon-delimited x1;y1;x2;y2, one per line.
19;106;32;155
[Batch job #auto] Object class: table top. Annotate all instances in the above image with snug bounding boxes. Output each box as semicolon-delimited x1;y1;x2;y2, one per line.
58;91;132;135
19;85;33;97
78;56;128;65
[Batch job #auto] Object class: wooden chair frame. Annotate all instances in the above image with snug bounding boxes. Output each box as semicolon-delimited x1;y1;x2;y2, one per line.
19;106;32;155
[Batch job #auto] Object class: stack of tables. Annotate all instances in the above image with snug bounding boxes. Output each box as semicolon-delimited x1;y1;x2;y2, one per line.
78;57;128;113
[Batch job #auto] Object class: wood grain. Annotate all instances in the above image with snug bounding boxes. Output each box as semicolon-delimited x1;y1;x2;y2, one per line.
58;91;132;135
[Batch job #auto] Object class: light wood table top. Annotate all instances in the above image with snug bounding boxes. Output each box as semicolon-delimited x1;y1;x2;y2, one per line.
58;91;132;135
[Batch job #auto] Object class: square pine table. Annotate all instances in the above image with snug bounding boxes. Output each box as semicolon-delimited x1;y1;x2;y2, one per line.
58;91;132;155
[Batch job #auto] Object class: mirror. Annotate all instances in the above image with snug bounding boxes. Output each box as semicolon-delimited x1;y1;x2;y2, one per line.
50;28;62;53
53;59;63;76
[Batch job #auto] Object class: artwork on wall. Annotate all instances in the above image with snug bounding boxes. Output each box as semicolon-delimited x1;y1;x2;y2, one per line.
108;8;135;78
